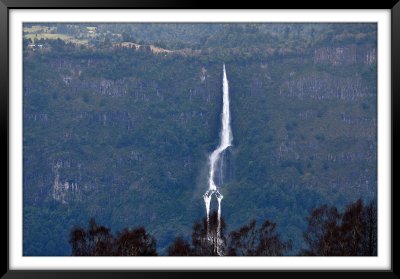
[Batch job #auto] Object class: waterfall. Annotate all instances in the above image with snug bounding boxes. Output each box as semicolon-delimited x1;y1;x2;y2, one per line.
219;152;224;186
208;63;232;192
203;64;232;255
203;193;211;238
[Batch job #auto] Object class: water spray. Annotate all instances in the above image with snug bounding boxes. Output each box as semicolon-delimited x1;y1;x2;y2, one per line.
203;64;232;255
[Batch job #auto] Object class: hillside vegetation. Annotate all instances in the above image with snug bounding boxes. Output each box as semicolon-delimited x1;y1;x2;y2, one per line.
23;23;377;255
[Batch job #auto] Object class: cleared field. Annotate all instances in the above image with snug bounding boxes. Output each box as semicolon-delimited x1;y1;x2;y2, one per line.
23;25;56;34
24;33;88;45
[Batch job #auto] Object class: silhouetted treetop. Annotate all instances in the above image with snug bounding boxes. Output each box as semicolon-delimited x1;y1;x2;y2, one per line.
69;218;157;256
301;199;377;256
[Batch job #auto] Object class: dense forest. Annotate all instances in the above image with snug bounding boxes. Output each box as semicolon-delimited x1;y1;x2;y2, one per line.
23;23;377;255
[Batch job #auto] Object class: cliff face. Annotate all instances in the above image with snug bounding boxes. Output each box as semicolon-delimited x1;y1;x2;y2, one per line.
313;44;376;65
23;38;377;255
280;72;373;100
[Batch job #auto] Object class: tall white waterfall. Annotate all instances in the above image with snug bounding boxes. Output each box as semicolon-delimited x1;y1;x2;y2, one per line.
208;64;232;192
203;64;232;255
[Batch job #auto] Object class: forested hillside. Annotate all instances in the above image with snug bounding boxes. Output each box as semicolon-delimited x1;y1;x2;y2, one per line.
23;23;377;255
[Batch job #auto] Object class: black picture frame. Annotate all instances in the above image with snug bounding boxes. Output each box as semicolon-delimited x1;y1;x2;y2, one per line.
1;2;398;278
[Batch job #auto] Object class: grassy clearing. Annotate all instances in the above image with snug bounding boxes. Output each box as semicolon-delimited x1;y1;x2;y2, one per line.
23;25;56;34
24;33;88;45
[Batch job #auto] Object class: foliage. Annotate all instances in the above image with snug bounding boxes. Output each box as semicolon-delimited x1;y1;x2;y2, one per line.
227;219;292;256
166;237;193;256
191;211;227;256
301;199;377;256
70;199;376;256
69;218;157;256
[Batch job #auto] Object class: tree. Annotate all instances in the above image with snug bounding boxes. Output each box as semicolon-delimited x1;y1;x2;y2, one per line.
362;201;377;256
227;219;292;256
227;220;258;256
302;205;341;256
103;35;112;48
301;199;377;256
114;227;158;256
339;199;377;256
191;211;226;256
69;218;157;256
169;213;291;256
69;218;113;256
70;227;89;256
310;27;316;41
122;32;133;42
23;38;33;48
339;199;366;255
167;236;193;256
284;26;290;39
256;220;292;256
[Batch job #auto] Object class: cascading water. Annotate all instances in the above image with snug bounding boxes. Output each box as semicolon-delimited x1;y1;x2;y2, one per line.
203;64;232;255
208;64;232;192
